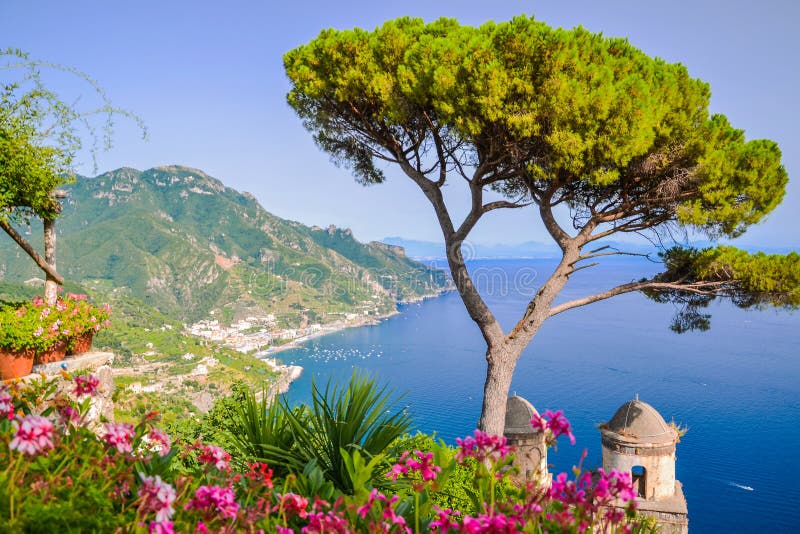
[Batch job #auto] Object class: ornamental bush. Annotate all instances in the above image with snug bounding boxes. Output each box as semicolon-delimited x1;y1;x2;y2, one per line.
0;375;655;533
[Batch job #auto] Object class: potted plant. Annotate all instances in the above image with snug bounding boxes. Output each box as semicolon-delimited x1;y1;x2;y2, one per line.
0;300;65;378
60;293;111;356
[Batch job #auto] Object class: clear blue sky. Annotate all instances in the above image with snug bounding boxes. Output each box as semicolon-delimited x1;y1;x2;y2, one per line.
2;0;798;247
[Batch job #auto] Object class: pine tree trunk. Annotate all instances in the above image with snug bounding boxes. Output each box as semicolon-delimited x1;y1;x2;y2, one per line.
478;346;519;436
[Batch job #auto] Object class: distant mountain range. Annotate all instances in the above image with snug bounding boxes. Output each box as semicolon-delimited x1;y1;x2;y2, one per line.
381;236;797;260
381;237;559;259
0;166;447;324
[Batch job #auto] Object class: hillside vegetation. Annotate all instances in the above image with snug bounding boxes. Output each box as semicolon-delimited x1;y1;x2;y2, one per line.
0;165;447;324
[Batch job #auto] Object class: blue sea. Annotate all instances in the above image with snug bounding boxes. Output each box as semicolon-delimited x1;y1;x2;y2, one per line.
279;258;800;533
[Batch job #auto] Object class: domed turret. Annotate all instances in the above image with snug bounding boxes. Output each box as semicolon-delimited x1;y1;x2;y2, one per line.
503;395;549;485
599;397;688;533
604;399;677;445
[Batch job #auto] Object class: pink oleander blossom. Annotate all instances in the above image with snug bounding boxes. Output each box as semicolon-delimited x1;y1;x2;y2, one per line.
147;428;172;457
455;430;512;464
10;415;55;456
139;474;176;523
186;485;239;520
72;373;100;397
198;444;231;470
103;422;135;453
530;410;576;445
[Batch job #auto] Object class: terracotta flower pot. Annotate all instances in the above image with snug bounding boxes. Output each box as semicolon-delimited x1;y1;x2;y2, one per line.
34;340;68;365
0;348;35;380
67;330;95;356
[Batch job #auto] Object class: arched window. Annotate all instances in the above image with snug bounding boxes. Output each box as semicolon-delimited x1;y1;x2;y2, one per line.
632;465;647;498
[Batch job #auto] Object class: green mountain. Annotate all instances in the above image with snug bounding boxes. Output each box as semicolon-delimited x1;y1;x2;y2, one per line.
0;165;447;324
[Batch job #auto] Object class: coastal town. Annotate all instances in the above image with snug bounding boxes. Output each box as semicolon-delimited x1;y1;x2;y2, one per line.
186;310;391;356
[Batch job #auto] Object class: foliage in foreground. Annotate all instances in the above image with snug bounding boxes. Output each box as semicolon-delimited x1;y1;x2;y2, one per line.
226;373;412;493
0;374;656;533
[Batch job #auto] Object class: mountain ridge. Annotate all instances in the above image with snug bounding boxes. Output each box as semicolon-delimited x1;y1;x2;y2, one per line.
0;165;447;324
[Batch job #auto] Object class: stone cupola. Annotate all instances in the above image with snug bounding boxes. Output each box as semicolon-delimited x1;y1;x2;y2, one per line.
600;397;688;533
504;395;549;486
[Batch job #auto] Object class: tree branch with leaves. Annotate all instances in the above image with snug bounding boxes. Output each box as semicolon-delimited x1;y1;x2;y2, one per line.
0;49;146;299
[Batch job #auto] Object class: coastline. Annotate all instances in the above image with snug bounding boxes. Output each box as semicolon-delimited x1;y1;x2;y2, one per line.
255;287;451;393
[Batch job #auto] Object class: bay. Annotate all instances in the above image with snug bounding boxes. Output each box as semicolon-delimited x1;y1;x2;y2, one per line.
279;258;800;533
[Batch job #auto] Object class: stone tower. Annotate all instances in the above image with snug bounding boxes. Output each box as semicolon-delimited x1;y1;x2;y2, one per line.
503;395;549;486
600;398;688;533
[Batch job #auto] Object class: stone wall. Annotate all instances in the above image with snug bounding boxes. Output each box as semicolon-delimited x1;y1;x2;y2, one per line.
28;351;116;426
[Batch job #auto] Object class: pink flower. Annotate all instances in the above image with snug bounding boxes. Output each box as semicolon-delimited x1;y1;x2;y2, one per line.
356;489;387;518
455;430;512;464
103;422;135;453
246;462;274;488
139;474;176;522
32;295;44;306
387;450;441;485
405;450;441;481
56;300;67;312
302;510;353;533
186;485;239;520
40;307;50;319
530;410;576;445
58;406;80;425
148;521;174;534
147;428;172;457
0;386;14;420
386;459;408;481
276;528;294;534
595;468;636;504
430;507;461;533
198;444;231;471
32;326;43;337
460;511;522;533
10;415;55;456
275;493;308;519
15;307;25;318
549;471;590;507
73;373;100;397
